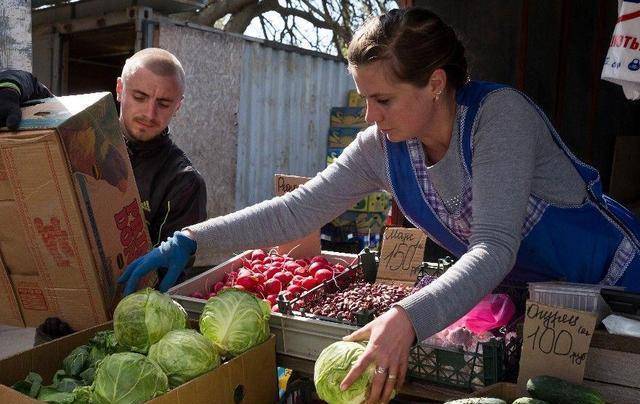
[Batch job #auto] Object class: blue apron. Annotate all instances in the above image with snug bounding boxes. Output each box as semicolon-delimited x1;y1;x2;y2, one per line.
385;81;640;291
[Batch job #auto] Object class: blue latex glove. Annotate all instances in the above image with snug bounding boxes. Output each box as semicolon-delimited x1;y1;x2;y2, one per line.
118;231;197;296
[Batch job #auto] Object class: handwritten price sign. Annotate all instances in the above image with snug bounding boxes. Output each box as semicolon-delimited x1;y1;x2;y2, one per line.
517;300;597;387
273;174;320;258
377;227;427;283
274;174;310;196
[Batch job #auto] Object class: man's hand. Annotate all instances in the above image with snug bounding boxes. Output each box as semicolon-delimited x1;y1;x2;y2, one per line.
0;88;22;130
118;231;197;295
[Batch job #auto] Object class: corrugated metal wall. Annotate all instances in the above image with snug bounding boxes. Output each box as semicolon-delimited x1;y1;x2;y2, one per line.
236;42;355;208
158;21;356;211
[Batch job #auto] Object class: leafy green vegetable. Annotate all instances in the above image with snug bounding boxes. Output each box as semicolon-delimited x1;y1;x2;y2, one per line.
148;329;221;388
88;330;123;366
91;352;168;403
79;367;96;384
11;371;42;398
113;288;187;354
37;386;76;403
314;341;373;404
199;288;270;357
52;370;67;388
62;345;90;377
71;385;93;404
56;378;83;393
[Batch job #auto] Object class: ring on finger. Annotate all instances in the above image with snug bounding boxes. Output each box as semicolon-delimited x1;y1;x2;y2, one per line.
387;374;397;380
374;366;387;375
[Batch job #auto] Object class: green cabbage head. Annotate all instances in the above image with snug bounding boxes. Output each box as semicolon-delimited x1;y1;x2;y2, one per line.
114;288;187;353
92;352;168;404
199;288;270;357
148;329;221;388
314;341;373;404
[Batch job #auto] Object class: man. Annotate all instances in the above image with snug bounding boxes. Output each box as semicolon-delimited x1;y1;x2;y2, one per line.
0;48;206;335
1;47;206;250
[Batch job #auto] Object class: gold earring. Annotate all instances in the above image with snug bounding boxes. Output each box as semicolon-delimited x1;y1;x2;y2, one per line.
434;89;442;102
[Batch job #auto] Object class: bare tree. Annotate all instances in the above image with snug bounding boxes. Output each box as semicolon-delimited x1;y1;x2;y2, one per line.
171;0;399;57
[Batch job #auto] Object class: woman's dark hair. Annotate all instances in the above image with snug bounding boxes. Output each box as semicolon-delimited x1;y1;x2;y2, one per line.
347;7;468;89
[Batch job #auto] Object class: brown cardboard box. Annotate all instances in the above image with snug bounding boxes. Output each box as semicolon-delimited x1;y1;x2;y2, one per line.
0;93;152;329
0;322;278;403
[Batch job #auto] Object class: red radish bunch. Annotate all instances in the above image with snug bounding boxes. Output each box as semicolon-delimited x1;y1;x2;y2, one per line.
188;249;350;312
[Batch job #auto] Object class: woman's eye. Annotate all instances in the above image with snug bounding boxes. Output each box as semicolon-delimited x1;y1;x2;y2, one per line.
378;99;390;105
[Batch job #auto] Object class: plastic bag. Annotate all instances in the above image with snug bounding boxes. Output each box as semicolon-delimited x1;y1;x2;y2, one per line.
450;293;516;334
602;314;640;338
601;0;640;100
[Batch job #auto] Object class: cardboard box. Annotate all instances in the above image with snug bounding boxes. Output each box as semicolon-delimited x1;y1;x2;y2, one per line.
331;211;386;236
365;191;391;213
273;174;321;259
347;89;365;107
326;147;344;166
328;127;359;148
329;107;368;128
0;322;278;404
0;93;152;329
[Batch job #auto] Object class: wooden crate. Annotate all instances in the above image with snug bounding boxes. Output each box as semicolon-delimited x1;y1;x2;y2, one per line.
469;382;525;402
584;329;640;404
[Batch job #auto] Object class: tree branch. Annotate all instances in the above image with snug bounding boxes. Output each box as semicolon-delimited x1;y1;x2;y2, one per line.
193;0;258;26
224;0;280;33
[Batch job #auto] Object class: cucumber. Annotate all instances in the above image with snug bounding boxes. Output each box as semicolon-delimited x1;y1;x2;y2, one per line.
526;375;605;404
445;399;506;404
512;398;548;404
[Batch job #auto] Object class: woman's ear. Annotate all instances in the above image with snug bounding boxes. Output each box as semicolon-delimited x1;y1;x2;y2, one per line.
428;68;448;97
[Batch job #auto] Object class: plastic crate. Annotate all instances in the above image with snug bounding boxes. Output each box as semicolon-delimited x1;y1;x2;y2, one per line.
528;281;612;320
408;339;506;390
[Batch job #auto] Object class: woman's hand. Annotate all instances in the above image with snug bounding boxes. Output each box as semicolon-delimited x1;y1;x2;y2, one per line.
340;306;416;404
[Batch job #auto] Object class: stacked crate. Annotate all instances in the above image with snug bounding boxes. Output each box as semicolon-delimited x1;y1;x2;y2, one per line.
321;90;391;250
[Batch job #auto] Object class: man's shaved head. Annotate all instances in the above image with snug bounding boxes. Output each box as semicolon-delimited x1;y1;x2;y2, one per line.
121;48;185;92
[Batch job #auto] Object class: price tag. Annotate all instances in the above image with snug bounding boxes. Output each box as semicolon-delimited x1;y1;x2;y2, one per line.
273;174;320;258
517;300;597;387
377;227;427;283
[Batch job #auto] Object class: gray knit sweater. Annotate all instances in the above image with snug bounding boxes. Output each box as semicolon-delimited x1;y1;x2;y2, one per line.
187;89;587;342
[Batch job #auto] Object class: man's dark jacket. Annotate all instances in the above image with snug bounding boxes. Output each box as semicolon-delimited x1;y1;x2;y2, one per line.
0;69;207;245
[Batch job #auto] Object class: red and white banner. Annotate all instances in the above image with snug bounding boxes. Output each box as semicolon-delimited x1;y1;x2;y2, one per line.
602;0;640;100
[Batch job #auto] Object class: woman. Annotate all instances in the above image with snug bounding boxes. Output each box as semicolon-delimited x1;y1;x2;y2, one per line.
119;7;640;403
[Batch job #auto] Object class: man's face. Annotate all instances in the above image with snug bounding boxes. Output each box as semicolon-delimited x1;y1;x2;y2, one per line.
116;66;183;142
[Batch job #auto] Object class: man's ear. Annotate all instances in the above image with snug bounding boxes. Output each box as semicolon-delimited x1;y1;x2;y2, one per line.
174;95;184;114
115;77;123;102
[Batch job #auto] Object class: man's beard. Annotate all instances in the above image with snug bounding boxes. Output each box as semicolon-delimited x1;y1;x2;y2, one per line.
120;119;162;142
